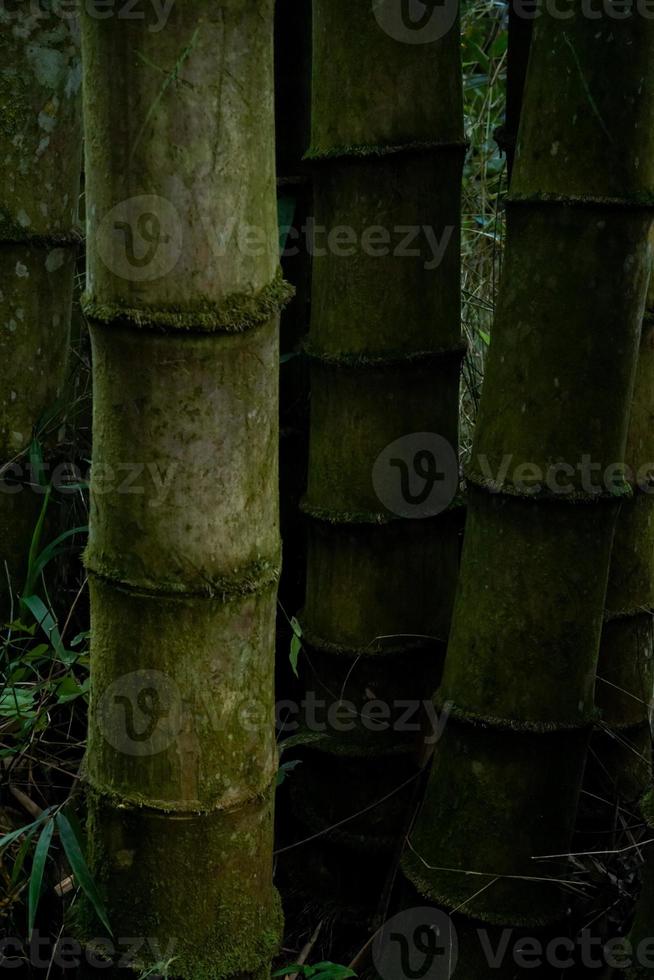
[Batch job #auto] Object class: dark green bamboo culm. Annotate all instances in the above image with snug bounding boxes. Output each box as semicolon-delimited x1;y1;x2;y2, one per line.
275;0;313;625
589;266;654;807
288;0;465;913
402;11;654;969
495;1;533;179
77;4;290;977
0;7;82;612
626;792;654;978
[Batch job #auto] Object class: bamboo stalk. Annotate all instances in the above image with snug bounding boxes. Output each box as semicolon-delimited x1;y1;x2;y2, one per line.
0;6;82;610
76;5;289;977
289;0;464;911
591;265;654;805
403;9;654;946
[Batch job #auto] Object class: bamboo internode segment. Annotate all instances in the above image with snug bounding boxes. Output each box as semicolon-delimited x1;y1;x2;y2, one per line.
292;0;464;899
78;3;285;977
627;791;654;979
404;13;654;930
0;10;82;608
591;277;654;803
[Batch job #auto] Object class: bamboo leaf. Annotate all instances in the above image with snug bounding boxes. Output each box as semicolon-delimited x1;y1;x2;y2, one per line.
28;818;54;935
0;809;50;851
21;595;67;661
290;634;302;678
278;193;297;254
29;437;48;489
22;486;52;598
11;825;39;885
289;617;303;677
26;525;88;596
56;812;113;936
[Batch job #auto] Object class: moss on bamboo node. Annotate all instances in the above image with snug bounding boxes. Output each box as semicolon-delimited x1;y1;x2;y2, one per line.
435;697;598;733
303;342;468;370
85;555;282;601
281;727;414;759
507;192;654;211
400;859;565;929
305;138;468;163
300;498;463;526
301;502;393;525
82;272;295;334
0;210;81;245
84;773;278;818
298;622;442;660
464;471;633;503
